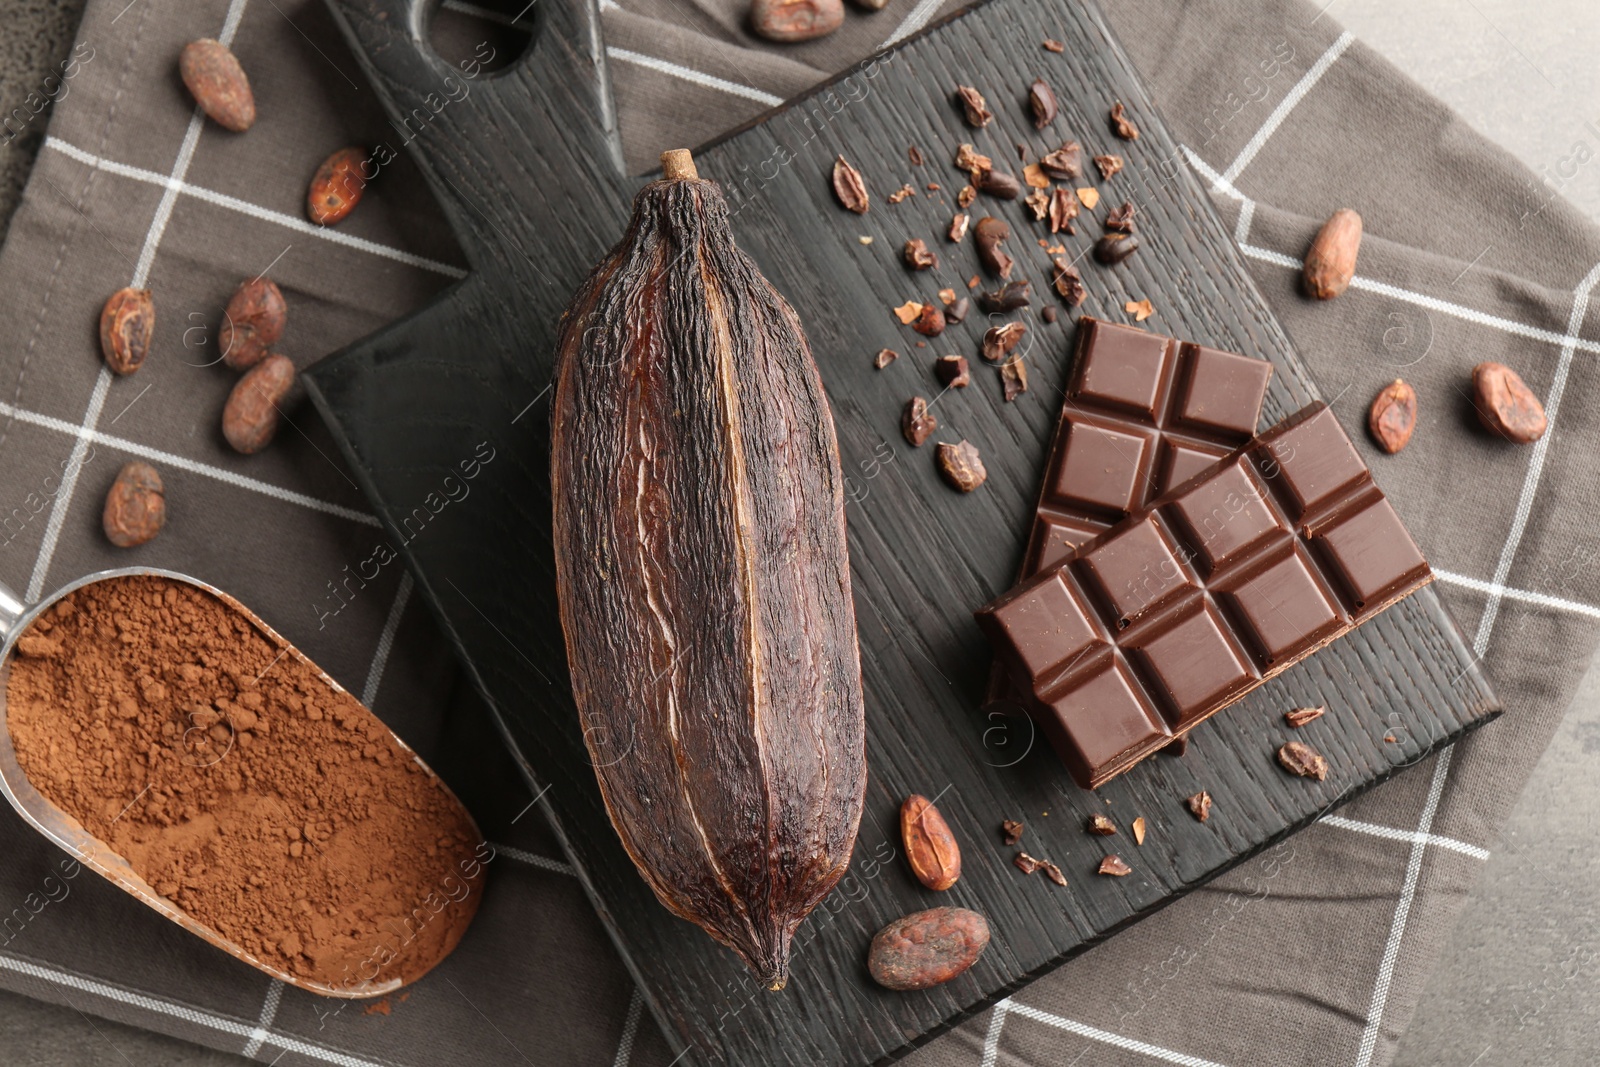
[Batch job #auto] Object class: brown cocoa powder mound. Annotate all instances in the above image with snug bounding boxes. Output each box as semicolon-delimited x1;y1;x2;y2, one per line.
6;575;484;991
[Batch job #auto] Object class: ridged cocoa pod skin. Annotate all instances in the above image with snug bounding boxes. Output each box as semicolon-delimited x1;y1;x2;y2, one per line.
219;277;286;371
868;907;990;990
222;353;294;454
179;40;255;132
99;287;154;375
551;152;865;991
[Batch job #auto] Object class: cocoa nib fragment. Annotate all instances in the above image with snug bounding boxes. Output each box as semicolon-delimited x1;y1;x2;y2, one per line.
912;304;946;337
1039;141;1082;181
904;239;938;270
1001;819;1024;845
973;216;1014;278
902;397;938;447
957;184;977;208
1110;101;1140;140
976;279;1032;313
1028;79;1058;128
1277;740;1329;781
977;169;1022;200
1041;306;1058;324
1000;359;1028;402
1098;855;1132;877
981;322;1026;365
888;183;917;204
949;213;970;242
908;144;925;166
1369;380;1417;453
936;440;987;492
832;156;869;213
1043;38;1064;52
955;85;994;127
935;355;971;388
1473;362;1546;443
1094;233;1140;265
1051;259;1086;306
1014;852;1042;874
946;297;970;324
1024;188;1050;221
954;143;992;179
873;348;898;370
1049;188;1079;234
1087;813;1116;836
1186;791;1212;822
1040;860;1067;886
1094;154;1124;180
1284;705;1326;728
1105;201;1136;232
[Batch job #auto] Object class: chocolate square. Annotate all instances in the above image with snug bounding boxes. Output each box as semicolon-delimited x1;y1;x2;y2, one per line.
1036;658;1170;775
1049;416;1154;516
1215;544;1346;665
1309;498;1430;611
1256;406;1368;520
1167;459;1285;574
1157;439;1231;497
1173;343;1275;437
1127;601;1255;728
1070;319;1172;418
1077;516;1194;626
987;571;1106;682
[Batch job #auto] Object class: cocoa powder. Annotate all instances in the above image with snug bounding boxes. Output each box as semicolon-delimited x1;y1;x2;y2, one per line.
5;575;482;990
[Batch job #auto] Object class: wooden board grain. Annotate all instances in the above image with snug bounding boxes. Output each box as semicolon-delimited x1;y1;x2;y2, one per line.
304;1;1501;1064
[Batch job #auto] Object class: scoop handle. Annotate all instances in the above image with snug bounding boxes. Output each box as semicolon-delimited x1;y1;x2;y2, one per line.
0;583;25;640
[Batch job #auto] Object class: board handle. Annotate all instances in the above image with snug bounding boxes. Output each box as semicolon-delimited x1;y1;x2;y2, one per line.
323;0;631;269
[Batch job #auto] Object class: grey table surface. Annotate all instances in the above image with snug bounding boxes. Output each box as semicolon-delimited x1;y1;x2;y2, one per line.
0;0;1595;1064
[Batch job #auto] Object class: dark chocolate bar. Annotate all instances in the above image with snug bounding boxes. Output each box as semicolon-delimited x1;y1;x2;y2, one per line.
976;403;1432;789
985;316;1273;714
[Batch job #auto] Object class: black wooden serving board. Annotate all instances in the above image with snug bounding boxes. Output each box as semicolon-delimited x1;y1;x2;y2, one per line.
304;1;1501;1064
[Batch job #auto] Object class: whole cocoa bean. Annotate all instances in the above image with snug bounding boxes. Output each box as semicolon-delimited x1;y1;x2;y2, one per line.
900;794;961;891
99;287;154;375
102;462;165;547
1472;361;1546;443
868;907;990;990
749;0;843;41
218;277;287;371
179;40;255;132
1303;208;1362;299
223;354;294;454
307;147;368;226
1368;379;1417;453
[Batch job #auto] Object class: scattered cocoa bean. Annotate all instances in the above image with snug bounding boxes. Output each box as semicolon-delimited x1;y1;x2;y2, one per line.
973;216;1014;278
99;287;154;376
1094;233;1140;265
1028;79;1057;128
832;156;869;214
1094;154;1124;180
750;0;843;41
868;907;990;990
936;440;987;492
218;277;286;371
1277;740;1329;781
1302;209;1362;299
902;397;937;446
1051;258;1086;306
1087;813;1116;835
935;355;970;388
1472;362;1546;443
1001;819;1023;845
1109;101;1139;140
873;348;897;370
981;322;1026;364
1368;380;1416;453
901;794;961;891
1039;141;1082;181
976;279;1031;313
179;39;255;132
1000;359;1027;401
1049;188;1078;234
904;239;938;271
306;147;368;226
954;85;993;127
222;353;294;454
1105;201;1136;232
1284;705;1326;728
1186;791;1212;822
1098;855;1132;876
977;169;1021;200
102;462;165;548
911;304;946;337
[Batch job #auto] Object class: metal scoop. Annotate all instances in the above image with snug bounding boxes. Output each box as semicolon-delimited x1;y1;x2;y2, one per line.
0;566;482;998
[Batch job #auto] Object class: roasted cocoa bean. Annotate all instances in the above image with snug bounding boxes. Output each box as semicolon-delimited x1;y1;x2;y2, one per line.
1039;141;1082;181
102;462;165;548
179;39;255;132
911;304;946;337
904;239;938;271
976;169;1021;200
1028;79;1057;128
832;155;869;214
973;216;1014;278
980;322;1026;364
976;279;1031;313
954;85;993;127
1186;791;1212;822
1048;188;1078;234
901;794;961;891
1093;233;1139;265
935;355;970;388
99;287;154;376
936;440;987;492
1368;380;1416;453
1277;740;1329;781
902;396;937;446
222;353;294;454
750;0;844;41
1109;101;1139;140
868;907;990;990
218;277;286;371
1472;361;1546;443
306;147;368;226
1303;209;1362;299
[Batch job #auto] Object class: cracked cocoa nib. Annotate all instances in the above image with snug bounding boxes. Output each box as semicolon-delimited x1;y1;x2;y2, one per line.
955;85;993;127
936;440;987;492
1277;741;1329;781
1186;791;1212;822
1000;359;1028;402
901;397;937;446
1105;201;1136;232
935;355;970;388
1014;852;1043;874
1001;819;1024;845
1098;855;1132;877
873;348;898;370
1284;706;1325;728
1039;141;1082;180
1049;188;1078;234
904;239;938;271
1040;860;1067;886
1087;814;1116;836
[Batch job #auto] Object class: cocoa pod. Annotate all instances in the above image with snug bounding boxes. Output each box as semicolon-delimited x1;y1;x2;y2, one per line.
179;40;255;132
750;0;843;41
1303;208;1362;299
868;907;990;990
551;149;865;990
222;353;294;454
102;462;165;547
1472;362;1546;443
307;147;368;226
219;277;286;371
900;794;961;891
99;288;154;376
1368;379;1416;453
